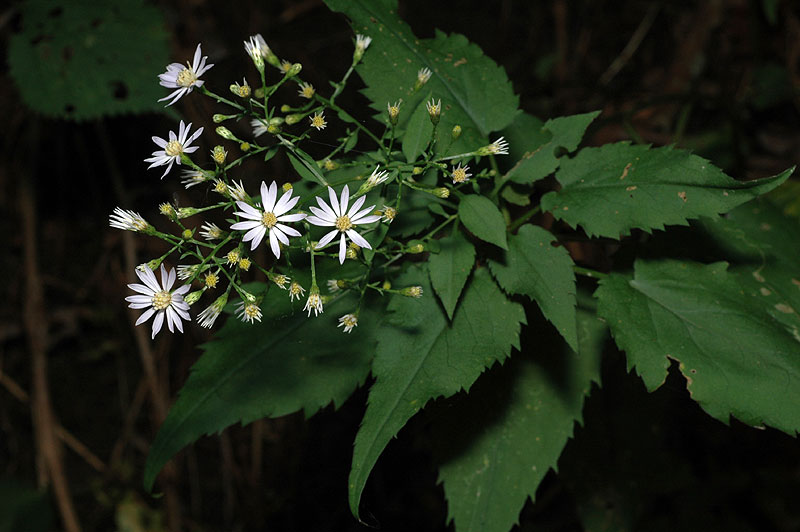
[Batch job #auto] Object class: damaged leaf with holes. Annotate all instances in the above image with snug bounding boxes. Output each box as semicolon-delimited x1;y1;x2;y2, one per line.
9;0;170;120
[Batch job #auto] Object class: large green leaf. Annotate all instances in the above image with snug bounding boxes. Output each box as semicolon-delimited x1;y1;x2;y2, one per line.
458;195;509;249
144;289;377;491
8;0;169;120
325;0;519;154
506;111;600;184
596;259;800;435
428;229;476;319
435;309;605;532
540;143;793;238
489;224;578;350
348;266;525;519
402;97;434;163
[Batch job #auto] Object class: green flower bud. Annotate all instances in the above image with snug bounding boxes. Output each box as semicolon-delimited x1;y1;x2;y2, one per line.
433;187;450;198
451;125;462;139
215;126;237;141
184;290;204;305
286;63;303;77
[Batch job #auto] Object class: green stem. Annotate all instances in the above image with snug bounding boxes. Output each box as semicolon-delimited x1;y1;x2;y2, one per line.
508;206;542;232
573;266;607;279
201;86;245;112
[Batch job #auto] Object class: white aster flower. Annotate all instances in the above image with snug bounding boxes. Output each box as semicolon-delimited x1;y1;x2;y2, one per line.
303;287;323;317
158;43;214;106
244;34;273;64
231;181;306;258
309;111;327;130
327;279;344;293
366;166;390;187
289;281;306;301
450;163;472;184
417;67;432;85
126;265;191;339
177;264;202;281
229;180;250;202
477;137;510;156
355;34;372;54
297;82;315;99
197;293;227;328
337;313;358;333
235;300;263;323
180;169;209;188
306;184;382;264
109;207;150;232
200;222;223;240
144;120;203;179
251;118;268;138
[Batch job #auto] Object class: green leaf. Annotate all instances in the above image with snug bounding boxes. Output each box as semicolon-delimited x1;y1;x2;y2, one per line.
348;266;525;519
507;111;600;184
325;0;519;153
458;195;508;249
144;289;376;491
8;0;169;120
435;309;605;532
428;229;476;319
596;259;800;434
489;224;578;350
402;97;434;162
541;143;794;238
286;150;328;186
500;185;531;206
344;129;359;153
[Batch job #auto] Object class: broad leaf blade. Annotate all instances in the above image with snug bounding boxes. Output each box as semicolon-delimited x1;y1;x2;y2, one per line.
9;0;169;120
348;267;525;519
541;143;793;238
596;259;800;434
402;98;434;162
507;111;600;184
325;0;519;153
435;309;605;532
144;290;376;490
489;224;578;350
428;230;476;319
459;195;508;249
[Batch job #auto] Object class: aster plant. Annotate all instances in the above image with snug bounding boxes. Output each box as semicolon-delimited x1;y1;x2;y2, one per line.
110;2;800;532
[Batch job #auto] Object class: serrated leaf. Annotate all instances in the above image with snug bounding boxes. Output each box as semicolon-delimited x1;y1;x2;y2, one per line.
325;0;519;155
596;259;800;434
348;266;525;519
507;111;600;184
8;0;169;120
489;224;578;350
541;143;793;238
435;309;605;532
428;230;476;319
459;195;508;249
402;97;434;162
144;290;376;491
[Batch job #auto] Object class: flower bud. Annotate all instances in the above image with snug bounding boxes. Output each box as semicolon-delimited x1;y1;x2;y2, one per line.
211;145;227;165
254;87;265;99
426;98;441;126
433;187;450;198
213;114;232;123
281;104;292;113
412;166;424;175
215;126;237;141
387;100;401;126
414;67;432;91
286;63;302;77
185;290;204;305
269;117;285;126
181;228;194;240
285;114;303;125
158;202;176;219
229;80;251;98
239;142;250;152
451;125;462;139
353;34;372;63
177;207;201;219
382;280;392;290
267;124;281;134
407;242;425;254
282;183;293;192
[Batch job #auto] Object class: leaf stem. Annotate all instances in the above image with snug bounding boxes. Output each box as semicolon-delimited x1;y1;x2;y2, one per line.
572;266;607;279
508;206;541;232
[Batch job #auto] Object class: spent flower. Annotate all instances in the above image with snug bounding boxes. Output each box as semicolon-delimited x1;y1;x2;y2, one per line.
337;313;358;333
109;207;150;233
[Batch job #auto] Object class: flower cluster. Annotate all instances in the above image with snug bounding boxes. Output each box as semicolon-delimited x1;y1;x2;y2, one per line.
112;31;510;340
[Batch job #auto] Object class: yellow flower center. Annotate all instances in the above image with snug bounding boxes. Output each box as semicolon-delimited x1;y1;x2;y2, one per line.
132;219;149;231
205;273;218;288
165;140;183;157
244;304;261;319
152;290;172;310
336;215;353;232
311;115;326;129
261;211;278;228
452;168;468;183
176;67;198;88
301;86;315;98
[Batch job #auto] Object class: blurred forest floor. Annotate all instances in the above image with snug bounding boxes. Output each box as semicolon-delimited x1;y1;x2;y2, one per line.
1;0;800;530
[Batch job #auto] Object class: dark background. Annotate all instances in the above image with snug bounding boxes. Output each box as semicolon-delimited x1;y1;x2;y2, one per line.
2;0;799;530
